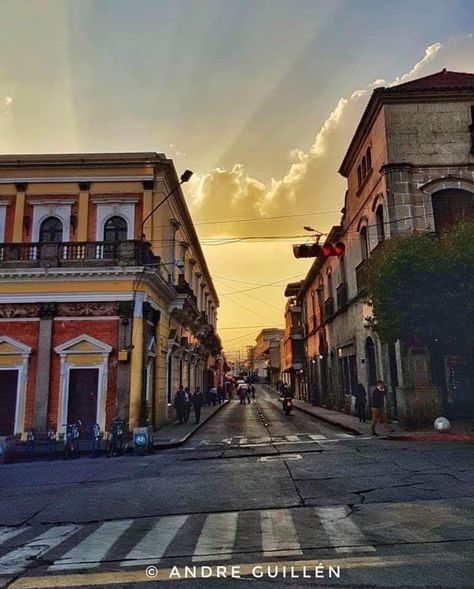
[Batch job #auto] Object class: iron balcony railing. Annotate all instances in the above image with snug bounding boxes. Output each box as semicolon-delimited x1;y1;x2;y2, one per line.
0;240;158;268
324;297;334;320
355;259;368;295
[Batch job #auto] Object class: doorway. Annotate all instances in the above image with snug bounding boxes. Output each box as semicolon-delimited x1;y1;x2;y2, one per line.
0;369;18;435
67;368;99;430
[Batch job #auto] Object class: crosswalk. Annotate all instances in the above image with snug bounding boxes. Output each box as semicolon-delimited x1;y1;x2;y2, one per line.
0;500;463;577
191;432;359;448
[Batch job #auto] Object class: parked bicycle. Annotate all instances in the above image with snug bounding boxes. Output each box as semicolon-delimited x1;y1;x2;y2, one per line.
106;418;129;457
63;420;82;459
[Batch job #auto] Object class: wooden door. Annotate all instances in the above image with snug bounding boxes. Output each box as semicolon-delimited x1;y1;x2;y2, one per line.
0;370;18;435
67;368;99;429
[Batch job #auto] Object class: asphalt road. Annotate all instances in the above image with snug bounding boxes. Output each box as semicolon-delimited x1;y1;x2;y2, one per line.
0;385;473;589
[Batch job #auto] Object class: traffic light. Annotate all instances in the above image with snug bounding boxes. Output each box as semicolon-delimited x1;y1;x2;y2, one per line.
293;241;345;259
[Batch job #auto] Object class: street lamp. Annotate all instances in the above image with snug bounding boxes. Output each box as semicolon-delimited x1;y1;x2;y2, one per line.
141;169;193;238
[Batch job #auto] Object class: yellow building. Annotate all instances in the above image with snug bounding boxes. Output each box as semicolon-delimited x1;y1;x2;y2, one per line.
0;153;220;438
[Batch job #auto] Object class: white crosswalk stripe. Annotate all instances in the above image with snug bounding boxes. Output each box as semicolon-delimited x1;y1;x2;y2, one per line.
193;513;238;562
49;520;134;571
121;515;188;567
0;527;26;545
0;525;79;575
0;505;412;574
261;509;303;558
314;506;376;554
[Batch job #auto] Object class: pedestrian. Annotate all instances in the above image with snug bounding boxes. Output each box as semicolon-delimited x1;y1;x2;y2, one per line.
217;385;225;404
210;386;218;406
184;387;191;423
370;380;390;436
354;382;367;422
246;386;251;404
251;384;256;399
193;386;204;423
174;386;186;425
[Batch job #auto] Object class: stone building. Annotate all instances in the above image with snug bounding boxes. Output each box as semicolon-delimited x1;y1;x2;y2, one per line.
295;70;474;426
0;153;220;438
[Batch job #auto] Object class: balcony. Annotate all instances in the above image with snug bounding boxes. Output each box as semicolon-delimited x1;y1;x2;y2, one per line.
336;282;348;309
175;274;198;305
324;297;334;320
0;240;158;268
355;259;368;295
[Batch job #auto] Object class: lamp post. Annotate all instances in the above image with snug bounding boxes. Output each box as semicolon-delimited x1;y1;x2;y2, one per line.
134;170;193;453
141;169;193;238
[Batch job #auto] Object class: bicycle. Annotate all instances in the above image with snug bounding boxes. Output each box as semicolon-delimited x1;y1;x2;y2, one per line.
106;418;129;457
63;420;81;459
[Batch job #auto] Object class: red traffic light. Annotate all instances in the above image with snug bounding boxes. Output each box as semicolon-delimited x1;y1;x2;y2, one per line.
293;241;345;259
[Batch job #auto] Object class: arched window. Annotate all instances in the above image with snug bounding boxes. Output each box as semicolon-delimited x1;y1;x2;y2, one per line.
432;189;474;234
357;165;362;187
366;146;372;172
375;204;385;243
361;156;367;178
360;226;369;260
39;217;63;243
104;216;128;242
365;337;377;387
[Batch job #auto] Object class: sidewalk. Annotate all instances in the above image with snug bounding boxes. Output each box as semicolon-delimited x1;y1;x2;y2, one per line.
261;384;474;442
153;400;229;449
4;401;229;462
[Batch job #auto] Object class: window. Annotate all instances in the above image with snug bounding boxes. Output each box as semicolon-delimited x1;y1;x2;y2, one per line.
360;226;369;260
104;216;128;242
361;156;367;178
366;146;372;171
432;189;474;234
39;217;63;243
375;204;385;243
357;165;362;187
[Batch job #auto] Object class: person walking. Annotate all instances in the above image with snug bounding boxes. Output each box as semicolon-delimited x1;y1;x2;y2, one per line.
251;384;256;399
174;386;186;425
355;382;367;422
370;380;390;436
193;386;204;423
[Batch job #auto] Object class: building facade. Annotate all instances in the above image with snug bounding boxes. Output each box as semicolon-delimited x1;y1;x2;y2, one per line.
254;328;284;384
280;282;305;397
0;153;220;438
295;70;474;426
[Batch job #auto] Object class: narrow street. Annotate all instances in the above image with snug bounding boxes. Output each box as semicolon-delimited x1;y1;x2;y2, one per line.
0;385;473;588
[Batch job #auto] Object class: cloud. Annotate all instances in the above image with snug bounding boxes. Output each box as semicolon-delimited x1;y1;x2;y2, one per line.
188;35;474;240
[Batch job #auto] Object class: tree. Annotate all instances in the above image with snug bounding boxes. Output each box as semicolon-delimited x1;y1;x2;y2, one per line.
366;220;474;355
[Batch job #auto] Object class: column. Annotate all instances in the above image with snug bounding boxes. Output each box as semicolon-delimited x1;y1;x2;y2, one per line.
13;183;27;242
129;293;144;428
33;303;55;433
77;182;90;241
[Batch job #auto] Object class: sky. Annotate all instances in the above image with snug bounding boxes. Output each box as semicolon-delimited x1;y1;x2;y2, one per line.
1;0;474;358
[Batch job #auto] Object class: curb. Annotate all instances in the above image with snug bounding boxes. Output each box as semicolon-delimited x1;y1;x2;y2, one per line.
386;433;474;442
153;400;230;449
